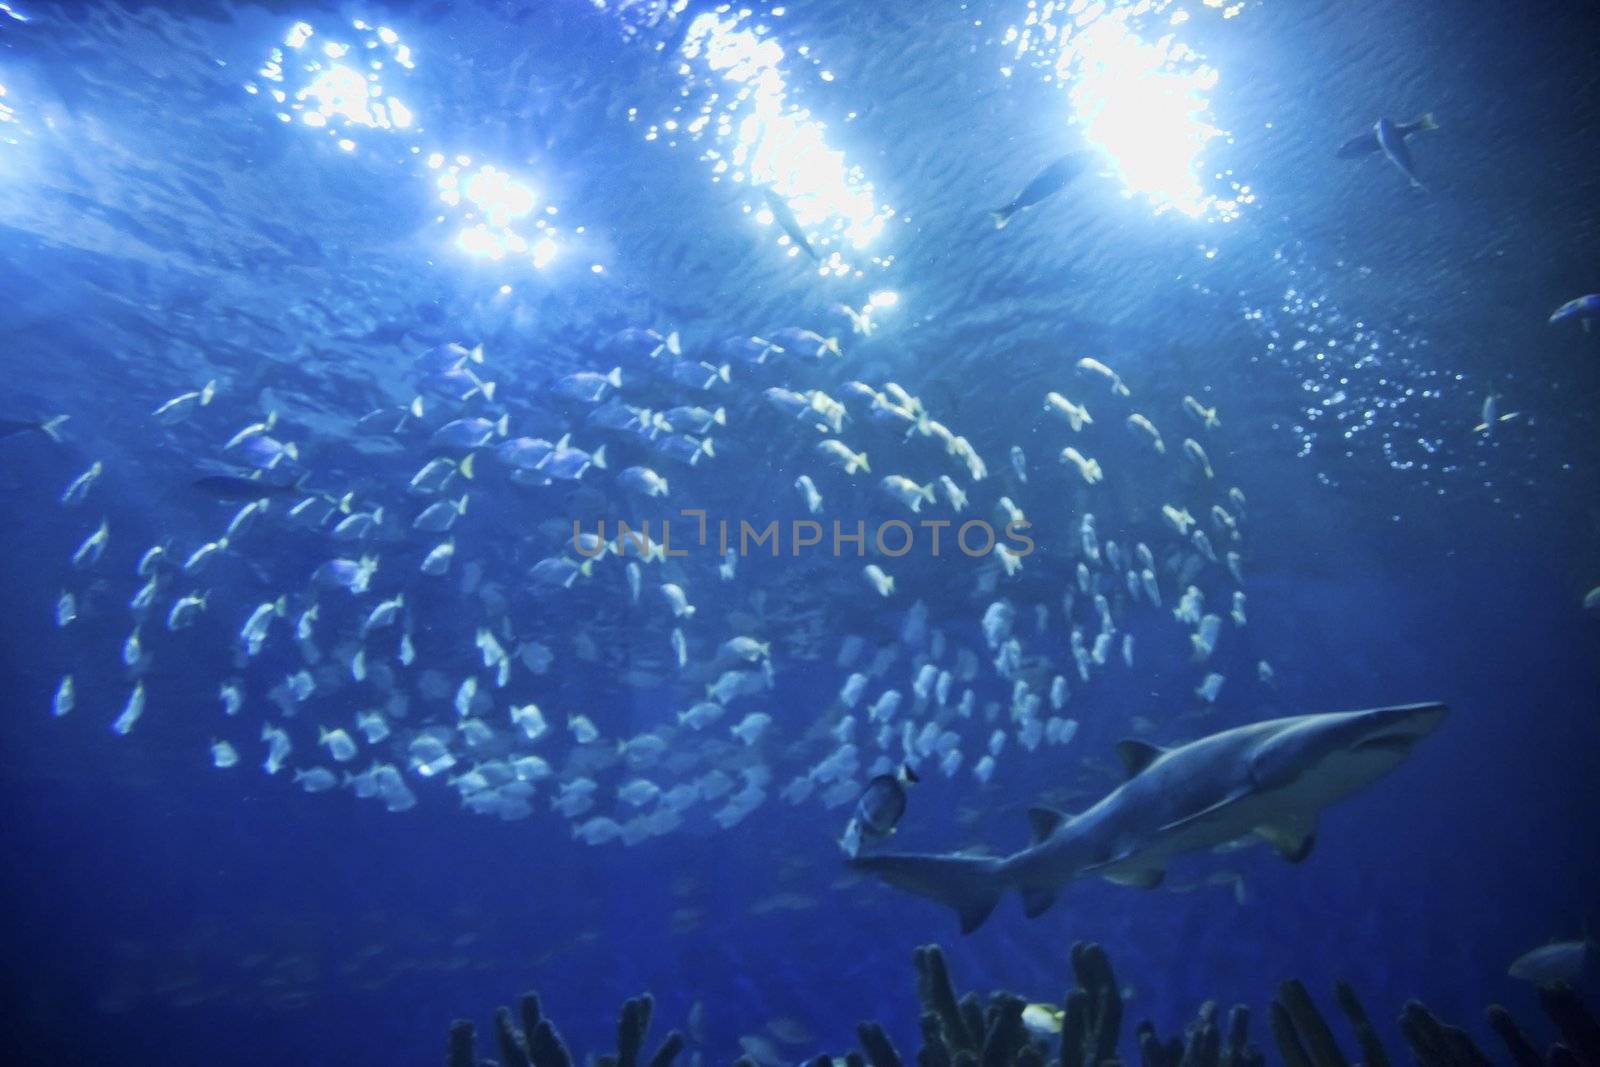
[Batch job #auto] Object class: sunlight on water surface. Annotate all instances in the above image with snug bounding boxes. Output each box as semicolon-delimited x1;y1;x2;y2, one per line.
1003;0;1249;220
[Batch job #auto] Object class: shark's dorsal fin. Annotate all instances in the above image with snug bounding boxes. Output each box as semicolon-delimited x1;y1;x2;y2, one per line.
1027;806;1071;844
1256;813;1317;863
1115;739;1167;779
1022;888;1058;918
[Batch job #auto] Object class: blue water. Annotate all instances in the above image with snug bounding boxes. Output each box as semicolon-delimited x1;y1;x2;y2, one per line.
2;2;1598;1065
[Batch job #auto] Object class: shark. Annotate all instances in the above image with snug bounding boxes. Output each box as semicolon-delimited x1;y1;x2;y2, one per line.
849;702;1448;933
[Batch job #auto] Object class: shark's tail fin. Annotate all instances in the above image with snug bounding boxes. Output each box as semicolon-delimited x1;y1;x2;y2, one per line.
849;852;1007;933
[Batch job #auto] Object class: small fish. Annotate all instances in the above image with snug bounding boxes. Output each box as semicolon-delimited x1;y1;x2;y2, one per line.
55;591;76;628
506;704;547;744
881;475;935;513
421;539;455;576
618;466;670;498
543;439;608;481
312;555;379;593
1077;357;1130;397
939;476;968;512
411;453;476;492
990;153;1085;229
224;498;270;539
161;588;212;635
183;538;229;575
551;367;622;404
211;740;239;769
1021;1003;1064;1037
660;583;696;619
240;596;288;649
606;328;681;364
1182;395;1221;430
432;415;509;450
416;341;484;375
136;545;168;577
332;507;384;541
653;434;714;467
1182;438;1214;479
769;327;841;360
234;435;298;471
152;380;217;424
1045;392;1092;431
59;461;103;506
854;763;918;837
222;411;278;452
361;594;405;636
666;360;732;391
1472;394;1520;434
816;439;869;475
794;474;823;514
1009;446;1027;483
112;681;146;735
1060;447;1103;485
863;564;895;597
294;767;339;793
52;675;75;717
413;494;468;532
730;712;772;746
71;520;109;570
319;726;359;762
1126;413;1165;453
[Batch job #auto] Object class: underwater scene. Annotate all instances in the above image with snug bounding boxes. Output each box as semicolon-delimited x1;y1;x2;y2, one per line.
2;0;1598;1064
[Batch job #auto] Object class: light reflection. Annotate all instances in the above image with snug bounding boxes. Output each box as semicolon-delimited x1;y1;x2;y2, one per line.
0;81;30;145
248;19;565;275
1004;0;1248;221
639;7;894;275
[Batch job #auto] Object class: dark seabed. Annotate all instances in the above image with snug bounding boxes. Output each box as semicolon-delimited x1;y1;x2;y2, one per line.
1;1;1597;1065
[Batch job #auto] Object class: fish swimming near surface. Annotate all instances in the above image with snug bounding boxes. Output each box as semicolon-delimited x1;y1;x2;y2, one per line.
1372;116;1429;190
991;153;1087;229
849;702;1448;933
760;186;819;261
1336;112;1437;159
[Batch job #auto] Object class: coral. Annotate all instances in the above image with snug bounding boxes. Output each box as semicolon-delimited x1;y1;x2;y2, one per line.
447;991;685;1067
1273;976;1600;1067
867;944;1598;1067
447;943;1598;1067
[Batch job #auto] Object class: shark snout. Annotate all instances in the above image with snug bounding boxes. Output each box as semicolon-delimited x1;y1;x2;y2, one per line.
1351;701;1449;751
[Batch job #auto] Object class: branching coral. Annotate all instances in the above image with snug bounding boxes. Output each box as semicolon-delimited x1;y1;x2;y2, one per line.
446;943;1598;1067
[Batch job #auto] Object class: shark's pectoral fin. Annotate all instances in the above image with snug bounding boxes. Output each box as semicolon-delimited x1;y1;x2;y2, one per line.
959;898;1000;934
1021;888;1058;918
1027;806;1072;843
1115;739;1167;779
1101;867;1165;889
1255;813;1318;863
